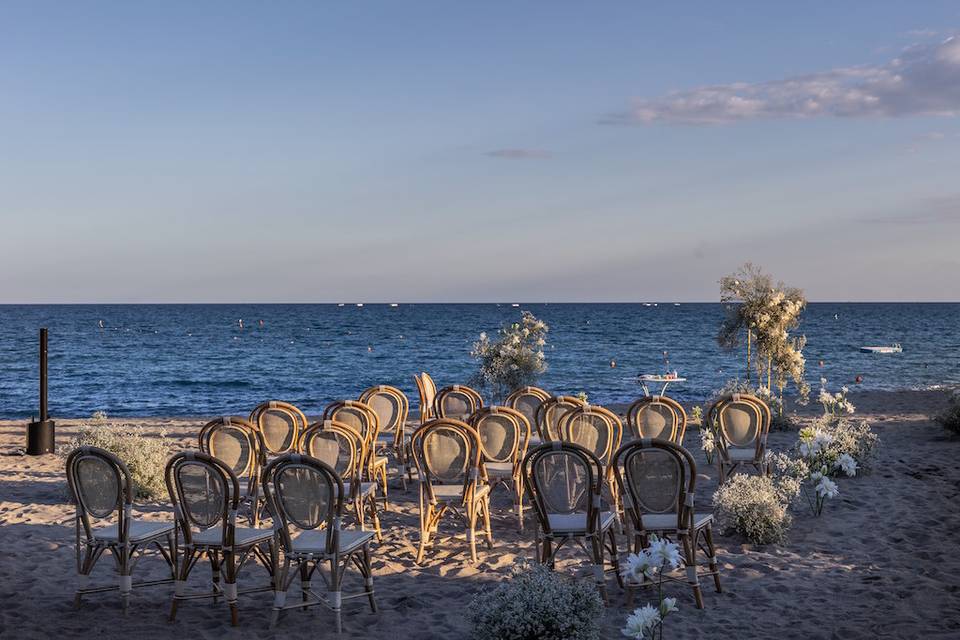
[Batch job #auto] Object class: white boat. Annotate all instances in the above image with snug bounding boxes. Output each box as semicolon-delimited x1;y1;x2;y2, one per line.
860;344;902;354
356;303;364;307
337;303;345;307
511;303;520;307
389;303;399;307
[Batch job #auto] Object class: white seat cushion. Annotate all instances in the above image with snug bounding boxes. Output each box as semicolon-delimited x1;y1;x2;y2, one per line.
641;512;713;531
344;481;377;497
193;526;273;547
484;462;515;478
547;511;616;534
430;483;490;501
92;520;174;543
725;448;759;462
292;529;375;555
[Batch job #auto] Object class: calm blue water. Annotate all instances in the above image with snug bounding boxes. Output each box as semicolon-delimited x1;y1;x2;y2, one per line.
0;303;956;418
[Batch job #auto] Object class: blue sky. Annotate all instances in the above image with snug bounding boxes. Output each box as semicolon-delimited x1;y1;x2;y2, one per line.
2;2;959;302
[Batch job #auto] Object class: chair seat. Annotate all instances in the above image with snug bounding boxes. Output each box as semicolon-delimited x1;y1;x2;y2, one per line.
430;483;490;501
725;448;760;462
640;513;713;532
92;520;174;543
344;481;377;497
193;526;273;548
292;529;375;555
484;462;515;478
547;511;616;534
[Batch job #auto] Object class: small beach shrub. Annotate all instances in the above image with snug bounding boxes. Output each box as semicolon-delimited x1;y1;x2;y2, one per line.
935;389;960;435
63;424;170;500
468;563;602;640
90;410;108;422
713;474;793;544
470;311;548;403
818;378;855;416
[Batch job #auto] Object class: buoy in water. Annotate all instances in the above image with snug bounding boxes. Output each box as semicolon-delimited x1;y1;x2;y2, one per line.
610;360;616;368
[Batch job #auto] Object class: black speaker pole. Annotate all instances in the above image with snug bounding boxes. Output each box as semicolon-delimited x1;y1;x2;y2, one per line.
27;328;55;455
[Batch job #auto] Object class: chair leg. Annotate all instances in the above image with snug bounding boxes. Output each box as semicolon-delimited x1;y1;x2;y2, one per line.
416;505;432;564
362;544;377;613
368;493;383;542
481;498;493;550
300;562;310;603
270;556;291;629
329;557;343;635
607;529;623;589
170;547;196;623
468;503;479;563
209;550;221;604
590;535;609;605
704;525;722;592
681;533;704;609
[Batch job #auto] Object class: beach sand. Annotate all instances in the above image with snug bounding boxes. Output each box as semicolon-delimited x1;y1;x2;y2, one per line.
1;390;958;639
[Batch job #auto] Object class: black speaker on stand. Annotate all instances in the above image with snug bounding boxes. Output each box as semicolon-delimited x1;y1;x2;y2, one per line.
26;328;55;455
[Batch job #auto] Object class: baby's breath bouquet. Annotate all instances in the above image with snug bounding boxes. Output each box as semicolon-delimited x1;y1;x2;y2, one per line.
62;423;171;499
471;311;548;402
468;563;602;640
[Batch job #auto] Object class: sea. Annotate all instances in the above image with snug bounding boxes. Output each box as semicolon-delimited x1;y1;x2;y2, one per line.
0;303;956;418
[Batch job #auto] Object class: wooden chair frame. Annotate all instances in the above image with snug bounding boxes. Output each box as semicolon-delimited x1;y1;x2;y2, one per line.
534;395;586;442
198;417;268;526
165;451;275;626
612;438;722;608
359;384;413;488
262;453;376;633
299;420;382;541
66;446;176;611
410;419;493;564
707;393;771;483
470;406;531;531
323;400;389;509
521;442;620;602
433;384;484;420
505;385;552;446
249;400;309;456
626;395;688;445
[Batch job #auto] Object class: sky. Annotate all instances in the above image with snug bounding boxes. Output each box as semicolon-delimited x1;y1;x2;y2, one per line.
2;2;959;303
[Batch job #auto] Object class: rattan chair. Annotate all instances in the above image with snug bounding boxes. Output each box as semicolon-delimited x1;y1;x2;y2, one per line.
262;453;376;632
505;386;552;446
198;417;268;526
249;400;308;456
323;400;389;509
165;452;275;626
299;420;382;541
414;372;438;425
626;395;688;445
534;395;586;442
433;384;483;421
612;438;721;608
707;393;771;484
470;406;531;531
557;404;624;520
410;418;493;563
521;442;620;602
66;446;176;611
359;384;413;488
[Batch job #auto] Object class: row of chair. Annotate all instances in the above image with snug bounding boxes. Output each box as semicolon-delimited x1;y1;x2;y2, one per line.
66;446;376;632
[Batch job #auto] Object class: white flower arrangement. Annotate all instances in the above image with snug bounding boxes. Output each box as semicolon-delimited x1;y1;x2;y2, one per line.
818;378;856;416
621;536;683;640
470;311;549;402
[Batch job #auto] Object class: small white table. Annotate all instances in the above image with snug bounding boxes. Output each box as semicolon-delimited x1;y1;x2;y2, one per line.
638;375;686;398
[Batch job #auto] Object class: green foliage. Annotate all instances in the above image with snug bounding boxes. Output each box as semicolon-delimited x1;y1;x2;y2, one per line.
713;474;795;544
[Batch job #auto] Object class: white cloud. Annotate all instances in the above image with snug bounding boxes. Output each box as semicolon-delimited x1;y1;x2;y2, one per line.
614;36;960;125
859;195;960;224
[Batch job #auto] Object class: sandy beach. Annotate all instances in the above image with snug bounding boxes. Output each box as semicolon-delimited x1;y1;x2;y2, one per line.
1;390;958;639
